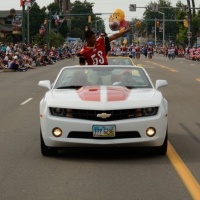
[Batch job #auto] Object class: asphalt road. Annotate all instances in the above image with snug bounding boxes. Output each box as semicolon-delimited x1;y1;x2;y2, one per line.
0;54;200;200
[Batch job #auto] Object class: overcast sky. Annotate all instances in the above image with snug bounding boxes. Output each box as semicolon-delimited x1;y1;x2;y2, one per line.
1;0;200;33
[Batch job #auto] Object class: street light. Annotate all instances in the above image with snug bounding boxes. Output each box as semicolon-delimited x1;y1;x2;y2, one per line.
45;8;49;50
158;11;165;48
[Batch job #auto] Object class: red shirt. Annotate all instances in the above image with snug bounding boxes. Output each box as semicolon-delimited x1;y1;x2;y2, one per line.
147;47;153;51
135;47;140;52
79;37;108;65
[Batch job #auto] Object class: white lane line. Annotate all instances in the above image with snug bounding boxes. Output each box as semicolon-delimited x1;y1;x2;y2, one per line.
20;98;33;105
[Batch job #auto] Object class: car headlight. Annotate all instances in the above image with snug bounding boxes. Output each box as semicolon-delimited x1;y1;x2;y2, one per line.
50;108;73;118
50;108;65;116
143;107;158;116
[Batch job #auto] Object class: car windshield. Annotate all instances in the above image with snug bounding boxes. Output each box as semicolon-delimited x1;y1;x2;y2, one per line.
54;66;152;89
107;58;133;65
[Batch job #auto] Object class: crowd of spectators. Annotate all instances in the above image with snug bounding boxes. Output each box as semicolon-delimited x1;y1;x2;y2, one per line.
0;42;80;72
156;46;200;61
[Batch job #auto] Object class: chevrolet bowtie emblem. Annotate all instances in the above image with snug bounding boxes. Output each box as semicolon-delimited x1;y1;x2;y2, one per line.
97;113;111;119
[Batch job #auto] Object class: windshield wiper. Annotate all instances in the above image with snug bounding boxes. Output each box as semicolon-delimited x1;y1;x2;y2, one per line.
56;85;83;89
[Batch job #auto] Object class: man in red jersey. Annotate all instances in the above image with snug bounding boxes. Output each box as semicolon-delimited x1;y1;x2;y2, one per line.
79;25;131;65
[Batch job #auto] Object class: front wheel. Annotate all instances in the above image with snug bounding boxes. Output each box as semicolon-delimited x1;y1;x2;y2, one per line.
151;130;168;155
40;129;57;156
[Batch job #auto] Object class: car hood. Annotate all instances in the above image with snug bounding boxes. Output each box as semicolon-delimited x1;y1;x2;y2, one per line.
44;86;163;109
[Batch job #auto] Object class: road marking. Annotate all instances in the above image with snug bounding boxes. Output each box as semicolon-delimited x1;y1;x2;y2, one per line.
167;142;200;199
136;64;143;67
196;78;200;82
191;64;195;66
20;98;33;105
145;61;178;72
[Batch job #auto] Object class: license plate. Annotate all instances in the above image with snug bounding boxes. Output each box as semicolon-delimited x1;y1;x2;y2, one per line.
93;125;115;137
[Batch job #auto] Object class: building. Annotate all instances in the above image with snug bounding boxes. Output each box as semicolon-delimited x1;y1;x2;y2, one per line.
0;9;22;43
54;0;70;16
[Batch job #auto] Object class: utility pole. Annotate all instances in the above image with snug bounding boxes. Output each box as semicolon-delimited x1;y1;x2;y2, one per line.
155;17;156;46
22;4;25;43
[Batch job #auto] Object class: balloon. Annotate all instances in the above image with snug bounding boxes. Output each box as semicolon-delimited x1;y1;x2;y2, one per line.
109;9;127;37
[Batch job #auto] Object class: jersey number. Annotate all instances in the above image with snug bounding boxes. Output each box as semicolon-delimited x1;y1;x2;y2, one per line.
91;51;104;65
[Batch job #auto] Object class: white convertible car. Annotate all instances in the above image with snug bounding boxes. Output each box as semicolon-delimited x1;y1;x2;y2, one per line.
39;65;168;156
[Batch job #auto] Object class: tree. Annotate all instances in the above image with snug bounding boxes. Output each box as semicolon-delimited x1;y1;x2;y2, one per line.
70;28;84;39
143;0;178;43
29;2;46;40
6;35;13;43
70;0;105;39
49;31;65;48
33;34;46;46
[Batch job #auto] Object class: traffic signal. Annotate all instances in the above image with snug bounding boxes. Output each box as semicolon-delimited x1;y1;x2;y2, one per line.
156;21;160;27
183;19;188;27
136;20;140;28
88;15;91;23
44;19;47;25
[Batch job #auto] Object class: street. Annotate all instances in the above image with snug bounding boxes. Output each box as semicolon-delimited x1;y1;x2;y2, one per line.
0;54;200;200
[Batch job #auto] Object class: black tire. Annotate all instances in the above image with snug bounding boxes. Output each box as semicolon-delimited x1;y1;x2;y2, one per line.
40;129;57;156
156;130;168;155
151;129;168;155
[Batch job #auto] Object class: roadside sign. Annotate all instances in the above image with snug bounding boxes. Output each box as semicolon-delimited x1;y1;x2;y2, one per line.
187;32;192;38
129;4;136;11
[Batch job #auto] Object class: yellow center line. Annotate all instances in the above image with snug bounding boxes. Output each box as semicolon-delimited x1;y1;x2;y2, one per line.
196;78;200;82
167;142;200;199
145;61;178;72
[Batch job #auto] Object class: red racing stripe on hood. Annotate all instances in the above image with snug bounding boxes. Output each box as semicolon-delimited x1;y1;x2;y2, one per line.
107;86;131;101
76;86;100;101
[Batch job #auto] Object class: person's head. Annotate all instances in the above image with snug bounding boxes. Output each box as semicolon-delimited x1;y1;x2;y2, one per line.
85;30;96;46
13;56;18;62
121;70;132;82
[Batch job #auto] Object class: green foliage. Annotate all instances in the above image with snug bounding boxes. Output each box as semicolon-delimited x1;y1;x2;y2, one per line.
49;31;65;48
6;35;13;43
29;2;46;39
70;28;84;39
70;0;105;38
143;0;178;41
33;34;46;46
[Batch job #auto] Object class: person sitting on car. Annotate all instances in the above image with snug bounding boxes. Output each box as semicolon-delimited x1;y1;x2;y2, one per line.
69;70;92;86
113;70;136;86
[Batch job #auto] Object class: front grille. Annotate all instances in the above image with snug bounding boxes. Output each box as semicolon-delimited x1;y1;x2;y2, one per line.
68;131;141;139
50;107;158;121
72;109;155;121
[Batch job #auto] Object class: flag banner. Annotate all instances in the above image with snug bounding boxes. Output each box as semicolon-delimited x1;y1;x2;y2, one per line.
12;14;22;34
53;12;57;20
159;23;163;32
20;0;25;7
24;0;35;7
151;26;155;33
58;18;64;23
39;24;46;36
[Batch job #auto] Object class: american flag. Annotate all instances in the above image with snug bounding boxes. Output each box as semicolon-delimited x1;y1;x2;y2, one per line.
25;0;36;7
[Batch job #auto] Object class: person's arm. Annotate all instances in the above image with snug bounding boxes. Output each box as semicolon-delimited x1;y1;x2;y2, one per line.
108;25;131;43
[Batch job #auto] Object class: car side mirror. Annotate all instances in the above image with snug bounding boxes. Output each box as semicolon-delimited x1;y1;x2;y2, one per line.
38;80;51;90
155;80;168;89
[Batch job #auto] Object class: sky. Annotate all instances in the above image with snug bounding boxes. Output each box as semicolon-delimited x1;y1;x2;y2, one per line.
1;0;200;33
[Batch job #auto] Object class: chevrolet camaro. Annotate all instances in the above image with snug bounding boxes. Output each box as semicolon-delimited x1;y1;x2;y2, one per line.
39;65;168;156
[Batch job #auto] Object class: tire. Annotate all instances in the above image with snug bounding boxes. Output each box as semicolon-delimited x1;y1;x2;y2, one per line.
40;129;57;156
156;130;168;155
151;129;168;155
